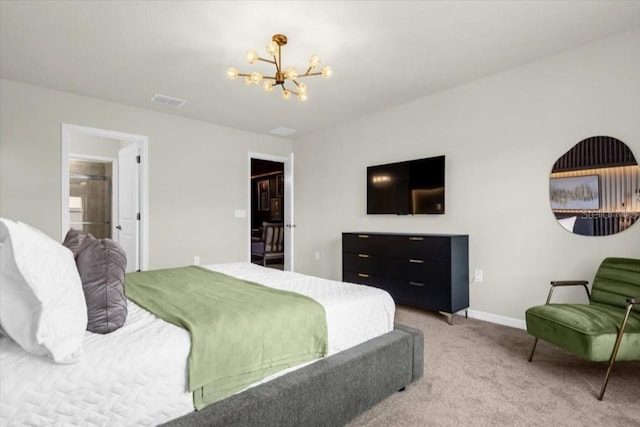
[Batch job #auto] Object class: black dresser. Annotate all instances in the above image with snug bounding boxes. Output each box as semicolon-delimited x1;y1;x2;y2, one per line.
342;232;469;324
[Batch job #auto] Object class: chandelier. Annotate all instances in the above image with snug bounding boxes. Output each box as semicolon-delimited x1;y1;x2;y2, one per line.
226;34;332;102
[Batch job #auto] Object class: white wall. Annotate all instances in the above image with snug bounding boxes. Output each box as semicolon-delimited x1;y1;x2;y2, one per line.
292;29;640;323
69;133;122;159
0;79;293;268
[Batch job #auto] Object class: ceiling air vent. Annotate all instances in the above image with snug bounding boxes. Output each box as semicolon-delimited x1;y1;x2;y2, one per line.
269;127;297;137
150;94;186;108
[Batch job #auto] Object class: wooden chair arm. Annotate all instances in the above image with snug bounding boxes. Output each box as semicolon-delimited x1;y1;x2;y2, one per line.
546;280;590;304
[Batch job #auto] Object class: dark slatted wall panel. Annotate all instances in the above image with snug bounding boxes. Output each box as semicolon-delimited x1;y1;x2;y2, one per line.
552;136;637;172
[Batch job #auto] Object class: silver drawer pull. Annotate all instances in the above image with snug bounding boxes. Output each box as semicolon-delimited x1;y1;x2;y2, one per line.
409;259;424;264
408;237;423;241
409;281;425;287
358;273;370;278
358;234;369;239
358;254;370;258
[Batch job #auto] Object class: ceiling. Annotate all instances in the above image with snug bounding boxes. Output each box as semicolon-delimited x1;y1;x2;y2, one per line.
2;1;640;138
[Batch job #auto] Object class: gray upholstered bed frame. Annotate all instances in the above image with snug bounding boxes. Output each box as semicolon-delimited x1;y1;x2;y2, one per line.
163;323;424;427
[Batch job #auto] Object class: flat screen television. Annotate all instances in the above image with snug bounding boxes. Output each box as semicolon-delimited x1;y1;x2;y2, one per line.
367;155;445;215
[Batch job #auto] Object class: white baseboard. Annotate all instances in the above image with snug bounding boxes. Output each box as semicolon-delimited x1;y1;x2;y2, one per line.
462;309;526;330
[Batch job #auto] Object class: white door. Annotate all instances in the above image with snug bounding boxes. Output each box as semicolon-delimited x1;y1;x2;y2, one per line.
284;153;294;271
117;143;140;272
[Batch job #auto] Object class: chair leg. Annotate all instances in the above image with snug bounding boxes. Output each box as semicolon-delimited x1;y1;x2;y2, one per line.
597;303;634;401
528;337;538;362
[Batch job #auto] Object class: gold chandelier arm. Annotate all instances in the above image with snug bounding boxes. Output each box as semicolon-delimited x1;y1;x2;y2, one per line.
235;73;278;79
297;72;322;78
256;57;277;65
281;84;298;96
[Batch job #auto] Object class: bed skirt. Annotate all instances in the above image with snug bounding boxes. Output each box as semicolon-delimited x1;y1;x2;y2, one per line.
163;323;424;426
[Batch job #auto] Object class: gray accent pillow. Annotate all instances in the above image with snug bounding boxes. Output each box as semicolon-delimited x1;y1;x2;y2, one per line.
62;228;89;257
76;235;128;334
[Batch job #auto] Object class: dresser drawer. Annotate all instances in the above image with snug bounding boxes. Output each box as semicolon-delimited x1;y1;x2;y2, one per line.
343;271;391;291
391;279;449;311
343;252;388;276
386;235;451;261
387;258;450;283
342;233;389;255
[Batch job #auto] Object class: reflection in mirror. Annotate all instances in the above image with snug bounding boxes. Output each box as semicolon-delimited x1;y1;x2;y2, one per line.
550;136;639;236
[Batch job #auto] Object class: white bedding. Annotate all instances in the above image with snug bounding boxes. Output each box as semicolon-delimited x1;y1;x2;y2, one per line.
0;263;395;426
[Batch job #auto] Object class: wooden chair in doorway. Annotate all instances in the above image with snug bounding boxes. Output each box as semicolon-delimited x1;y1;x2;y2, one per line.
251;222;284;266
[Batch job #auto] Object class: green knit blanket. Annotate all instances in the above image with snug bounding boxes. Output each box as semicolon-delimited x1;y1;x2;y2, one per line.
125;266;328;409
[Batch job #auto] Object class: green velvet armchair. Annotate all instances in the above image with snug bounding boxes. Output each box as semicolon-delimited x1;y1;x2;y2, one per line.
525;257;640;400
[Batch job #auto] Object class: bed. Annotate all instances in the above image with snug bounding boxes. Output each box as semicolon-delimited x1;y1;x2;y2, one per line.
0;260;423;426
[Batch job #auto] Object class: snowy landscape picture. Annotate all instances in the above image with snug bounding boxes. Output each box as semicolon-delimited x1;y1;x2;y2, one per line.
550;175;600;210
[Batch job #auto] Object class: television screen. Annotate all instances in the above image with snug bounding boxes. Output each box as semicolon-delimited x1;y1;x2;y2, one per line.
367;155;445;214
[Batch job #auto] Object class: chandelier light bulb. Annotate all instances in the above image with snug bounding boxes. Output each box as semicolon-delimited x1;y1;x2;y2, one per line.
285;67;298;80
244;76;252;86
297;82;307;94
226;67;239;80
297;92;308;102
321;66;332;79
250;71;263;84
266;41;278;57
263;81;274;92
282;89;292;100
247;50;258;64
309;55;321;68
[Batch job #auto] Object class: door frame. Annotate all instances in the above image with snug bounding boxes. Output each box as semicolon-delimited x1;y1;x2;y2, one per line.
61;123;149;270
248;152;294;271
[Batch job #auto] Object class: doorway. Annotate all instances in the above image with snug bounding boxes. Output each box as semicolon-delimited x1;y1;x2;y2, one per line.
69;158;113;239
249;152;294;271
61;124;149;271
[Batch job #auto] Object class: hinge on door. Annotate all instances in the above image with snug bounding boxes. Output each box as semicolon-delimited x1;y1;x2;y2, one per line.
136;212;141;220
136;155;141;164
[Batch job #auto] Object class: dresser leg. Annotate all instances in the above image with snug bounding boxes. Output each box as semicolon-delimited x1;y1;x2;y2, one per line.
439;311;453;325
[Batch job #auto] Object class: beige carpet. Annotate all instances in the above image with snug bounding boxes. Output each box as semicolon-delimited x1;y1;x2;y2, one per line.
348;305;640;427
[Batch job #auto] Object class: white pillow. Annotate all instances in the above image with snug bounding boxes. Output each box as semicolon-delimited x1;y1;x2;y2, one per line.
557;216;577;232
0;218;87;363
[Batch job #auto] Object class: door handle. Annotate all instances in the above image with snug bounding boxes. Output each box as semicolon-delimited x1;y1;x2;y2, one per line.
285;224;297;228
116;225;122;230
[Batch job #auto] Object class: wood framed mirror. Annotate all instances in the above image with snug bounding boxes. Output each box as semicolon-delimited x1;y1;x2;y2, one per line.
550;136;639;236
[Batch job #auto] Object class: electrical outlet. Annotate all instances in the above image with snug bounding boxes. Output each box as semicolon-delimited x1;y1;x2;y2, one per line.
194;256;200;265
473;268;483;283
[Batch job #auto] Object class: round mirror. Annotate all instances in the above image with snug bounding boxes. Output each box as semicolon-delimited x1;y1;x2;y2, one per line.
550;136;639;236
